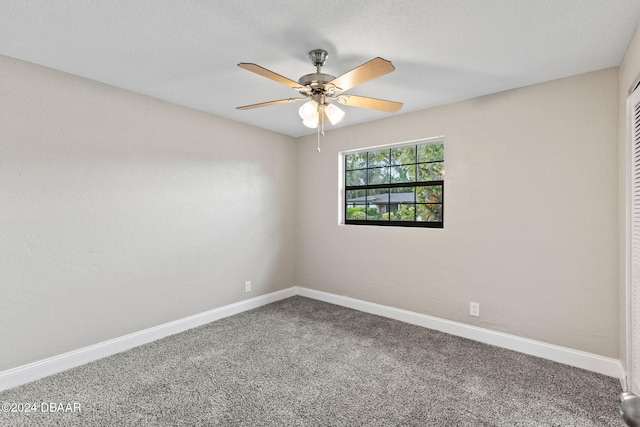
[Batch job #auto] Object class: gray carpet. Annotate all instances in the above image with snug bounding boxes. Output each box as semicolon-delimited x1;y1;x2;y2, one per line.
0;296;623;426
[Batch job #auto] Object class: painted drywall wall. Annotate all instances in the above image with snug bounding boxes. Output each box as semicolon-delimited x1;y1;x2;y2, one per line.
0;55;297;372
618;24;640;376
297;68;619;358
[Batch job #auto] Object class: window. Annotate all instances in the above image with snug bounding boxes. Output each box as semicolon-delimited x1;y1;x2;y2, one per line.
344;139;444;228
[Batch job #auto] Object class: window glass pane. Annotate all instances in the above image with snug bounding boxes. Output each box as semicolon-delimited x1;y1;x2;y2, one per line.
346;169;366;186
368;149;391;167
415;185;443;203
368;167;390;185
366;204;386;220
390;204;416;221
391;146;416;165
377;205;392;221
345;153;367;170
346;204;367;220
417;161;444;181
416;204;442;222
367;188;390;204
390;187;415;203
346;189;366;204
390;165;416;183
418;143;444;162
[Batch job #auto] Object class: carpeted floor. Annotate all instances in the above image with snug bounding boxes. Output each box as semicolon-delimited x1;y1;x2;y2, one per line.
0;296;623;426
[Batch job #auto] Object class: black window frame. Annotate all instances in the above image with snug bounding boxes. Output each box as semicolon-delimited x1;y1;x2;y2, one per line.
344;141;444;228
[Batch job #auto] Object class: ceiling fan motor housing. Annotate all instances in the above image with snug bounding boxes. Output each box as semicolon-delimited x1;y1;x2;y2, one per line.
298;72;336;88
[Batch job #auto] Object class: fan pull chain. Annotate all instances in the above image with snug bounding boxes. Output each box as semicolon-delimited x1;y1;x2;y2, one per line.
317;108;324;152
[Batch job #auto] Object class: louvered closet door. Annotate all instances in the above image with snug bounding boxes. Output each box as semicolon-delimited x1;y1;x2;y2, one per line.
630;85;640;392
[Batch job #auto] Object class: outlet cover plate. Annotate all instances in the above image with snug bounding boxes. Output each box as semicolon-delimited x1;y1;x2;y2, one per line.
470;302;480;317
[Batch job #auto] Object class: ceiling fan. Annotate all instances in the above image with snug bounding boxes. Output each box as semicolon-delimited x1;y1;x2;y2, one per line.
236;49;403;130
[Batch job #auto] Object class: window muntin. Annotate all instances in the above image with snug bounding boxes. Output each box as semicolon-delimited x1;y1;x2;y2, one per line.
344;140;444;228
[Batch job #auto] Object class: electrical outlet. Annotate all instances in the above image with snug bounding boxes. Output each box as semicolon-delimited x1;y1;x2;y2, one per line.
470;302;480;317
244;281;252;293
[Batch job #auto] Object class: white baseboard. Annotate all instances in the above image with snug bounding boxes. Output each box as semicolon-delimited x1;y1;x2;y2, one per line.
0;287;296;392
1;285;625;392
296;287;625;384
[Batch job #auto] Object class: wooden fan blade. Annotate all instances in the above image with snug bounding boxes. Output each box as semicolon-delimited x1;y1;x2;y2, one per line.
336;95;402;113
238;63;302;89
328;57;395;92
236;98;307;110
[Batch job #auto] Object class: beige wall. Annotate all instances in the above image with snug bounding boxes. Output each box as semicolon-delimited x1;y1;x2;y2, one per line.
1;41;629;372
618;25;640;375
297;68;619;358
0;55;298;372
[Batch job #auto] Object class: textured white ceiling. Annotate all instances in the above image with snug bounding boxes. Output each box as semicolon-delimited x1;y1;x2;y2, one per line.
1;0;639;137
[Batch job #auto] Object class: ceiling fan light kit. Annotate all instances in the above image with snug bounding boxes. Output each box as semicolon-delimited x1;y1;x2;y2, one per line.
324;102;345;125
237;49;403;148
299;99;319;127
298;99;345;128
